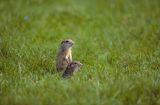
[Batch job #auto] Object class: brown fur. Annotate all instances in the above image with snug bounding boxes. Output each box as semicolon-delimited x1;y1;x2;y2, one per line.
63;61;82;78
56;39;74;73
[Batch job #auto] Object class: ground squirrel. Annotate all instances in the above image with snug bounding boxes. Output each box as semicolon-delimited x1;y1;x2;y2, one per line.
56;39;74;73
62;61;82;78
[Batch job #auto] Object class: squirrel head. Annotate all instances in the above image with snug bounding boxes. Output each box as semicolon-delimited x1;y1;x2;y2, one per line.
69;61;83;71
61;39;74;50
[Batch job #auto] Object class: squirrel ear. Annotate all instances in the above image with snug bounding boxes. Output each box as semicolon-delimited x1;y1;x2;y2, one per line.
61;41;64;44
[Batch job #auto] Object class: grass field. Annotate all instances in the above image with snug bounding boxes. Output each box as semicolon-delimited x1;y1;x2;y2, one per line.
0;0;160;105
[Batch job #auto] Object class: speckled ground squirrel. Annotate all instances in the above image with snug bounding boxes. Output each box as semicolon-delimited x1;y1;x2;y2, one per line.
62;61;82;78
56;39;74;73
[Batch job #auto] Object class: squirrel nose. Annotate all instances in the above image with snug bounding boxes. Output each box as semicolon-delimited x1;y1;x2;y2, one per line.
70;41;74;45
72;41;74;44
80;63;83;66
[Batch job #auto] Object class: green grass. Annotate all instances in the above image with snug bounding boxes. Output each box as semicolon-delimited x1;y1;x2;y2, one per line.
0;0;160;105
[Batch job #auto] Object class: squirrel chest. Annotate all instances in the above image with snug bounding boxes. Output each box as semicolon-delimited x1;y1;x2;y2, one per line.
61;49;72;64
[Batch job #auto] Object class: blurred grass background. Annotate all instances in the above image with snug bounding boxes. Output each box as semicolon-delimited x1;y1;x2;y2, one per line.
0;0;160;105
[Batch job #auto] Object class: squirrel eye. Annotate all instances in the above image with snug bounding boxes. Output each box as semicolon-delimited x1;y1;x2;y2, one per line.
65;41;69;43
